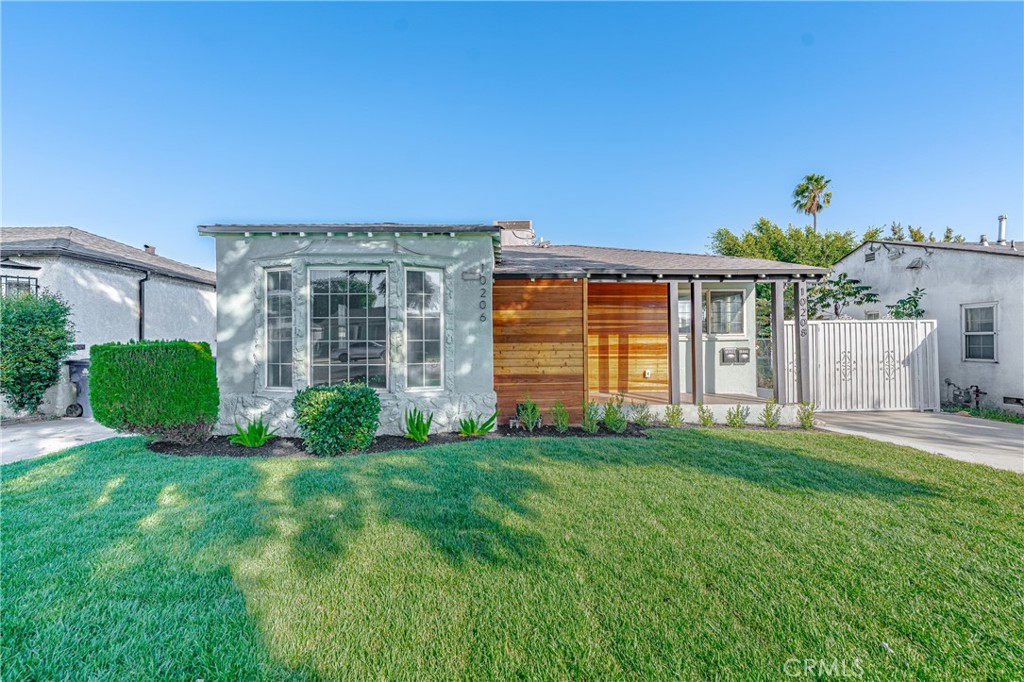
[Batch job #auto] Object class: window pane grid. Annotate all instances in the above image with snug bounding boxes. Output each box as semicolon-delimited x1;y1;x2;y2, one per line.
310;269;388;388
406;271;443;389
266;270;293;388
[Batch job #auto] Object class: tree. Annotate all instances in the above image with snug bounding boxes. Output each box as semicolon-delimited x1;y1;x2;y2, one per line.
887;288;927;319
883;222;964;243
0;291;76;413
792;174;832;232
809;273;879;319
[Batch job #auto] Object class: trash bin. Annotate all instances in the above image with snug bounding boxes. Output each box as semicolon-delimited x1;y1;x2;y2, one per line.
65;359;91;418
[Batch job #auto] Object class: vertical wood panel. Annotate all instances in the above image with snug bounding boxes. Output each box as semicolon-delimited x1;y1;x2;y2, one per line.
493;279;585;422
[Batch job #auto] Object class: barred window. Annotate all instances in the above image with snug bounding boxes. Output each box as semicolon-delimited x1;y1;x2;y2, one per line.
406;270;443;389
309;269;388;389
266;270;293;388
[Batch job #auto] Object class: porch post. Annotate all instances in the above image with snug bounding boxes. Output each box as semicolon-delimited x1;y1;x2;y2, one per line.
770;280;789;403
689;280;704;404
792;279;811;403
667;281;681;404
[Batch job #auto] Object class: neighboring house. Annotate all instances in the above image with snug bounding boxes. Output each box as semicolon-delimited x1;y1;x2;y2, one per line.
201;221;826;435
0;226;216;417
832;217;1023;415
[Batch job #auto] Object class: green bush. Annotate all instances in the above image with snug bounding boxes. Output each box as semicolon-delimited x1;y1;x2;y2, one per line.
759;398;781;429
90;340;218;443
0;291;76;413
550;401;570;433
664;404;684;428
404;407;433;442
229;417;278;448
517;397;541;432
581;400;601;433
293;384;381;455
602;395;628;434
797;402;817;430
725;404;750;428
697;403;714;427
630;401;653;428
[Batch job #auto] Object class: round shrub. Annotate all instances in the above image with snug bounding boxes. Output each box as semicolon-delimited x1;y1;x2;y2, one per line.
293;384;381;456
90;340;219;444
0;291;76;414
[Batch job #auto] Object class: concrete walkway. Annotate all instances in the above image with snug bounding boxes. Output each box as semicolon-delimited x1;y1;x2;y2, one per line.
818;411;1024;474
1;418;121;465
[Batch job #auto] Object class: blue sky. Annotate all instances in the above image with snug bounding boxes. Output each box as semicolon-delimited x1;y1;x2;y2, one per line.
3;2;1022;271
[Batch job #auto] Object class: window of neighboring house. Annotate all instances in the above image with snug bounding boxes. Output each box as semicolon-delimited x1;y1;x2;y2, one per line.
678;289;745;335
406;269;443;389
963;303;997;361
1;275;38;297
266;269;293;388
309;269;388;389
865;311;880;320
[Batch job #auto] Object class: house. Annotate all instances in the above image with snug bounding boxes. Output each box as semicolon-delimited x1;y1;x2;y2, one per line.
0;226;216;417
201;221;827;435
831;216;1023;415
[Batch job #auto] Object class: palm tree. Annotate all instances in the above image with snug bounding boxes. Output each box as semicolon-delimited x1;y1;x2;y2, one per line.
792;174;832;232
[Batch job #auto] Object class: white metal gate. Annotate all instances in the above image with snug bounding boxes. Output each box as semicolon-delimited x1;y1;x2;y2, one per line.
783;320;940;412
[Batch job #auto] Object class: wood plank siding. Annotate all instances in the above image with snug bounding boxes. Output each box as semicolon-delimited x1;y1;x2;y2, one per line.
586;282;671;400
493;279;586;422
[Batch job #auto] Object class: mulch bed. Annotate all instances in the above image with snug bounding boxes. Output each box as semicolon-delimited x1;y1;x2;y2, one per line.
147;426;648;457
497;424;649;439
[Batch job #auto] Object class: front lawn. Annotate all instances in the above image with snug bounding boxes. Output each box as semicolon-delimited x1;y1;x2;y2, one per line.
2;430;1021;681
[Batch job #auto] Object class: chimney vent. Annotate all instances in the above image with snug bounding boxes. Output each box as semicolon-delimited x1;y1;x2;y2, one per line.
979;235;988;246
144;244;156;255
495;220;535;247
997;215;1008;245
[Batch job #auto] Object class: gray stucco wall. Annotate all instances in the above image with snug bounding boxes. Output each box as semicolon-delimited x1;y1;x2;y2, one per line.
834;243;1023;414
0;255;215;418
212;233;497;436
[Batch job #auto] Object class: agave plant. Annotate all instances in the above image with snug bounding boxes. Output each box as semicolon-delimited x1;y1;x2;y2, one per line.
458;410;497;436
404;407;433;442
228;416;278;448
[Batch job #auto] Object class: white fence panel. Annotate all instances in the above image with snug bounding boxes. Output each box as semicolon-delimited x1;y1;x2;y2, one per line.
783;319;939;412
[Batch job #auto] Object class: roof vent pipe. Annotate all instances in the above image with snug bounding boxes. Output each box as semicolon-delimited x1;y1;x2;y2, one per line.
997;215;1008;245
980;234;989;246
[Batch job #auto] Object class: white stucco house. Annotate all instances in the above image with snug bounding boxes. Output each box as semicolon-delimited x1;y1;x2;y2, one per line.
832;217;1023;415
201;220;826;436
0;226;216;417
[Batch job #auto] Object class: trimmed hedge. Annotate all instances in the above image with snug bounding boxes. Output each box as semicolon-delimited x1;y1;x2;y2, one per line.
90;340;219;443
293;384;380;456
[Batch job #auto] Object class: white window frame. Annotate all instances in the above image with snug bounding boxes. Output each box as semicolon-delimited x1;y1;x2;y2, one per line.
264;267;293;391
678;288;746;338
961;302;998;363
306;267;390;391
404;267;445;392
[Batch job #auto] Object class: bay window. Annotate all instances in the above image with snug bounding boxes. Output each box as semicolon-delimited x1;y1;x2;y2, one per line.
406;270;443;389
309;269;388;388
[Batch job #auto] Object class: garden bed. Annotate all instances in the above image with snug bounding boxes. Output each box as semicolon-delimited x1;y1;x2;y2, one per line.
148;426;649;457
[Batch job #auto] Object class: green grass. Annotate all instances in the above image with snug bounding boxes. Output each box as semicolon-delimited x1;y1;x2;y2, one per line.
2;430;1022;681
942;404;1024;424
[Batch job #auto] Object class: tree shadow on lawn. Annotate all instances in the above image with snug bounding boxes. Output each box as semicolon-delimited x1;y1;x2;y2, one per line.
511;429;939;501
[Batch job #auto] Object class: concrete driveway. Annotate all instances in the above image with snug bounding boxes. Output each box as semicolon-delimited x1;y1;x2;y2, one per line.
1;418;121;465
818;411;1024;474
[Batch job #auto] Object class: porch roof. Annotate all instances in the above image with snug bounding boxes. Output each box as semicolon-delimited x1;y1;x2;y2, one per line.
495;244;829;281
